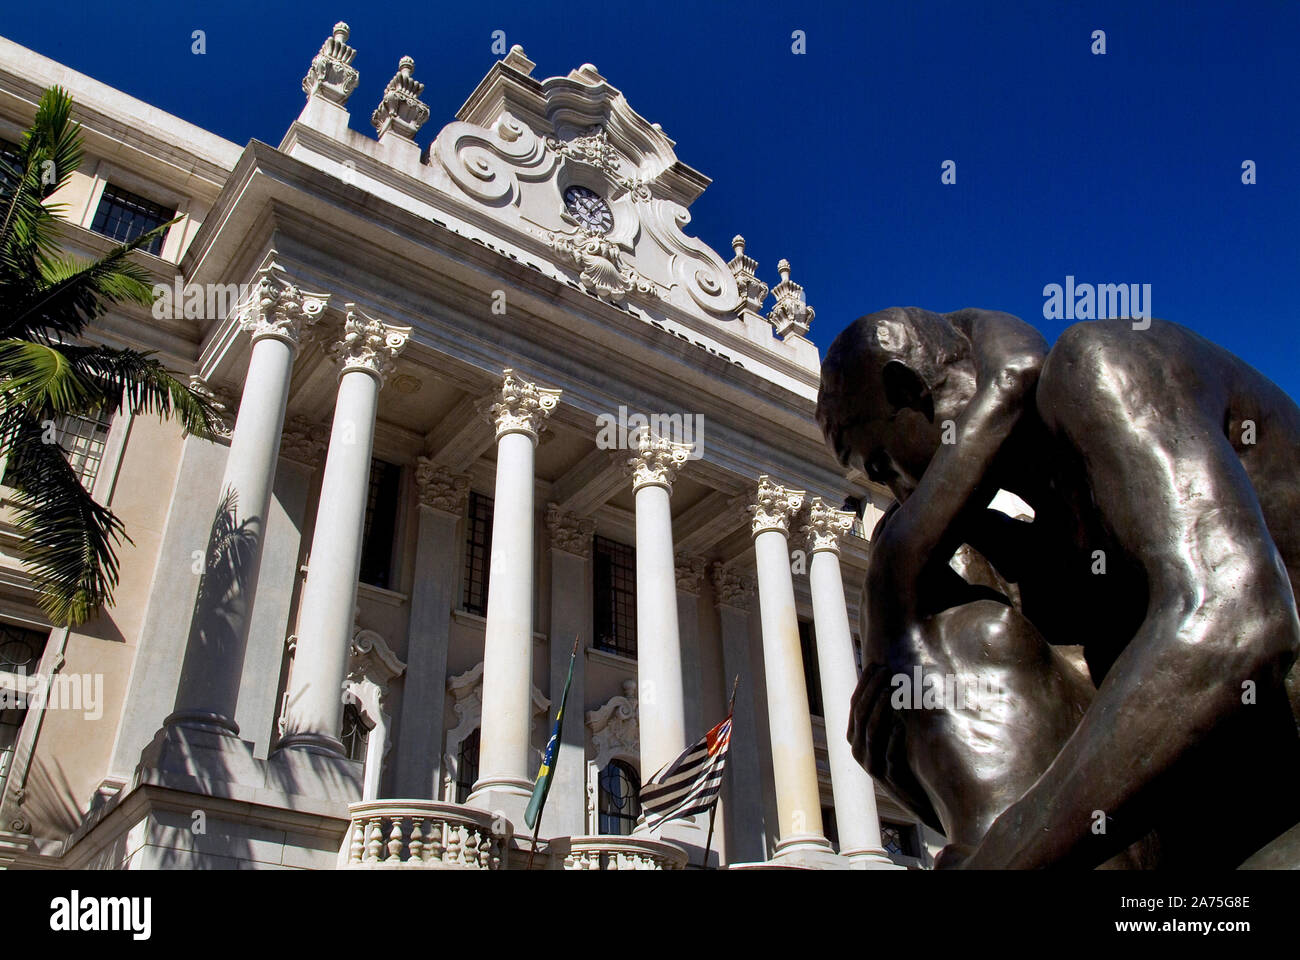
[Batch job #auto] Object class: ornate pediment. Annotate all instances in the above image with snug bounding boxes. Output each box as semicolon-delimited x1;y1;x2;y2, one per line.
429;55;742;320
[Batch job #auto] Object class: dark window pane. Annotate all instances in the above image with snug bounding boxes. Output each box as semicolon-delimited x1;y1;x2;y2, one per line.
358;459;401;589
0;624;48;674
462;492;494;615
799;619;823;716
455;728;480;803
0;708;24;794
3;405;115;493
598;759;640;836
90;184;173;255
822;805;838;847
340;702;369;762
881;820;918;858
593;536;636;658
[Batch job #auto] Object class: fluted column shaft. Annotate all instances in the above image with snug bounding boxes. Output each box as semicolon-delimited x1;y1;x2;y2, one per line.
470;370;560;823
278;306;409;756
750;476;832;858
169;275;327;735
804;499;894;868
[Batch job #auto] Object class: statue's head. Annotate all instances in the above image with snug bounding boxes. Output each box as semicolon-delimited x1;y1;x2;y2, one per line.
817;307;977;501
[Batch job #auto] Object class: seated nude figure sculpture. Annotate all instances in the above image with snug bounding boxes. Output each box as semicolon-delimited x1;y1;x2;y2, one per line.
817;307;1300;869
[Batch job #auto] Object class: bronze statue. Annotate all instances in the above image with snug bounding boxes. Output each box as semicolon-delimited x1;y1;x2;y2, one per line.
817;308;1300;869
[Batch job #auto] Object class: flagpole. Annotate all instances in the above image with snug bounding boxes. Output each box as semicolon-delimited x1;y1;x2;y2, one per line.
697;675;740;870
526;634;581;870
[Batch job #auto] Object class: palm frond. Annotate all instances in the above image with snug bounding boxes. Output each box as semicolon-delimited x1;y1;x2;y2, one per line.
0;223;171;342
1;411;128;625
0;87;83;270
63;344;222;437
0;339;95;415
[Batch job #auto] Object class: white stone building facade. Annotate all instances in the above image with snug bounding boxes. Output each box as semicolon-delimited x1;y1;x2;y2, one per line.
0;26;941;870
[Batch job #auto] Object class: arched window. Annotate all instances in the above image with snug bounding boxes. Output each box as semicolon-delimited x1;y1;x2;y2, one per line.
455;728;480;804
340;703;369;762
598;759;640;836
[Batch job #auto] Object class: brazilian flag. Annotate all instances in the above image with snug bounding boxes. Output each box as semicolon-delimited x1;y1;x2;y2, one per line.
525;638;578;830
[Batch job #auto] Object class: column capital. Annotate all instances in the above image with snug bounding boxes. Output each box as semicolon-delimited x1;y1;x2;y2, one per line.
674;554;707;595
234;269;330;348
749;475;805;538
327;304;411;385
628;431;691;493
545;503;596;558
280;415;330;468
416;458;470;515
710;562;754;610
485;368;561;442
802;497;856;555
188;376;237;439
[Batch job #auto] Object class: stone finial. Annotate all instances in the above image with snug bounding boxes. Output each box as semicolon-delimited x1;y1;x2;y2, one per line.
727;234;769;315
710;561;754;610
416;458;470;514
767;258;814;338
371;56;430;140
485;368;561;442
627;430;692;493
546;503;597;557
749;474;806;537
327;304;411;384
502;44;536;76
674;554;708;595
303;21;359;105
801;497;856;555
234;266;330;348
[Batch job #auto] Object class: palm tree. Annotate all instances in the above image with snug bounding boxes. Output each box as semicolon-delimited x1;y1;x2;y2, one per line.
0;86;221;626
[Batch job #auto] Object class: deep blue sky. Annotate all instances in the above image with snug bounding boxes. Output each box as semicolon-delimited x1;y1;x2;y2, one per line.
7;1;1297;397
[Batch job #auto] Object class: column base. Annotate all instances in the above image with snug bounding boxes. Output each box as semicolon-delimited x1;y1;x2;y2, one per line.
466;776;534;831
274;731;347;758
163;711;240;737
842;846;907;870
134;723;362;816
732;833;852;870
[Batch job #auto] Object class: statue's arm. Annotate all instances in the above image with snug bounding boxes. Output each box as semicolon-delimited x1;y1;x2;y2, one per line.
872;311;1048;632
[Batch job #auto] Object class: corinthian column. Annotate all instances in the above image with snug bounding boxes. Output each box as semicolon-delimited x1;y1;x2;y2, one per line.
277;306;409;756
803;499;898;869
469;370;560;825
628;433;692;790
168;270;327;736
749;476;837;866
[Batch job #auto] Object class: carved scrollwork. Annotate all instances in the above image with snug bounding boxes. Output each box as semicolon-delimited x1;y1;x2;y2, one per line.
431;113;558;206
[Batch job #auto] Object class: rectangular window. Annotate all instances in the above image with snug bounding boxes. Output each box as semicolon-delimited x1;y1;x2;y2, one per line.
593;536;637;658
358;459;401;589
2;407;115;492
90;183;174;255
462;492;494;615
799;619;823;717
881;820;920;858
